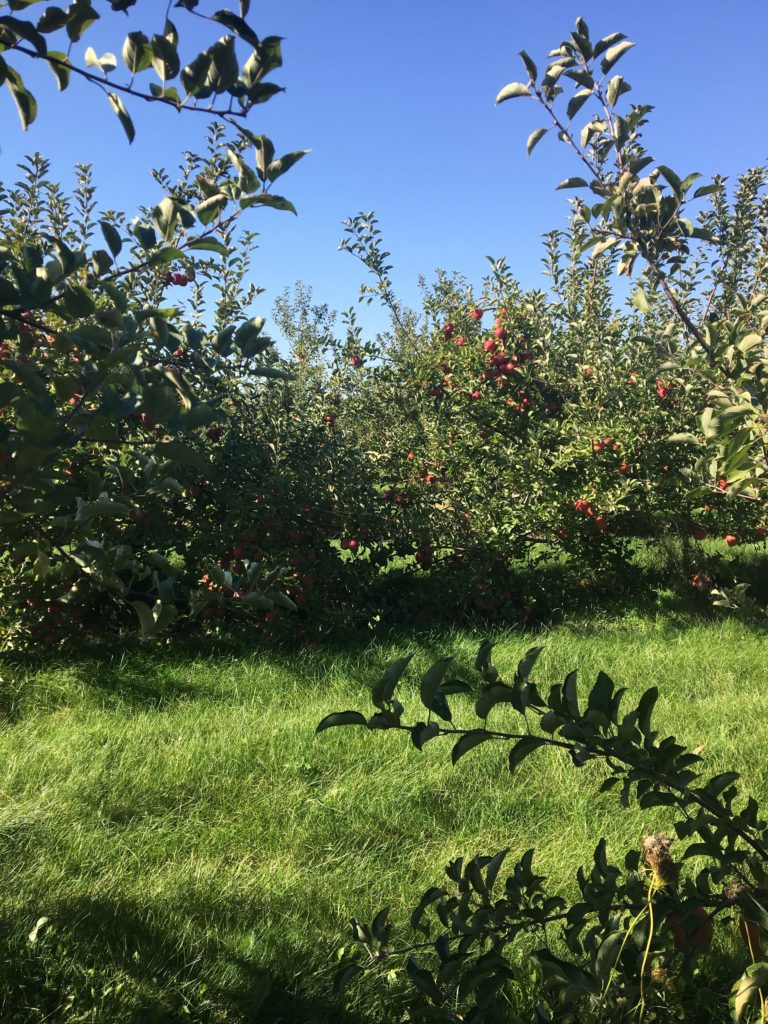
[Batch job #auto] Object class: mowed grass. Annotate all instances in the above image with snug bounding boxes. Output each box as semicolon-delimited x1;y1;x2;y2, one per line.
1;611;767;1022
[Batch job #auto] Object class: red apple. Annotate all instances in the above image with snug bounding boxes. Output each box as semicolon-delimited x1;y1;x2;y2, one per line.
724;534;739;547
692;527;707;541
666;908;713;953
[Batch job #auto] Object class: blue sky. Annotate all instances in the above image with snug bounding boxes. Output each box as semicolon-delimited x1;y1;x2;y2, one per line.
2;0;767;338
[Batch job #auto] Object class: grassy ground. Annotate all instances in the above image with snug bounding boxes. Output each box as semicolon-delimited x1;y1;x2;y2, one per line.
1;608;767;1022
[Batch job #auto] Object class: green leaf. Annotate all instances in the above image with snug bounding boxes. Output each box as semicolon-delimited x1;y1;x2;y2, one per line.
154;440;208;470
593;32;627;60
181;50;212;97
333;961;364;996
150;33;180;81
516;646;543;681
566;88;592;120
495;81;531;103
406;957;443;1005
61;283;96;316
122;30;151;73
5;67;37;129
107;92;135;142
206;34;238;92
556;177;589;190
240;194;297;215
316;711;367;733
587;671;613;718
45;51;70;90
186;236;229;256
100;220;122;257
411;721;440;750
731;963;768;1021
474;640;498;679
66;4;99;42
195;194;228;225
600;40;635;74
252;366;291;380
211;9;260;47
509;735;547;771
451;730;493;765
476;683;516;720
267;149;310;182
667;432;701;444
37;8;69;34
252;134;275;180
372;654;413;709
592;236;620;258
595;931;625;981
526;127;547;156
605;75;631;107
84;46;116;73
519;50;537;81
420;658;452;712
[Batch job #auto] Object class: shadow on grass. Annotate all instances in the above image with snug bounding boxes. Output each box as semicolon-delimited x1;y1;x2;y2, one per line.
0;894;753;1024
0;896;367;1024
4;544;767;700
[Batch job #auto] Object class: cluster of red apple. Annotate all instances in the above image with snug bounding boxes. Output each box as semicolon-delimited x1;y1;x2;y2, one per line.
573;498;606;533
690;572;713;593
655;377;670;400
164;271;190;286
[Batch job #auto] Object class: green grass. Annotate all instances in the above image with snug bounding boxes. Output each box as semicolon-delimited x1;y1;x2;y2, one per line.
1;610;767;1022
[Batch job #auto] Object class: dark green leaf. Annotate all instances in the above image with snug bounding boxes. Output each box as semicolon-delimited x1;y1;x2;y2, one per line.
406;957;443;1005
526;127;548;156
420;657;452;712
186;236;229;256
100;221;122;257
509;735;547;771
372;651;409;708
240;194;297;215
600;40;635;74
45;51;70;89
495;81;531;103
267;149;310;182
107;92;135;142
451;730;493;765
333;961;364;996
556;177;589;190
315;711;367;734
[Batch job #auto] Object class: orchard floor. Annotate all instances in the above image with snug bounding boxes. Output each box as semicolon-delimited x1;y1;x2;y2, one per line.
1;609;767;1022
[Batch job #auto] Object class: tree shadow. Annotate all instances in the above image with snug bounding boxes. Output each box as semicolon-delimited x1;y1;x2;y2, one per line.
0;895;368;1024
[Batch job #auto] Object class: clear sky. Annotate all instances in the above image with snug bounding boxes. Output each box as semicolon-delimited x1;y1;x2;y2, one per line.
2;1;767;338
